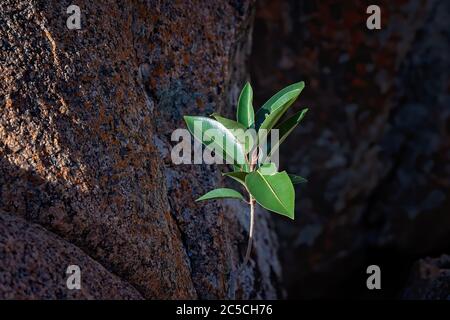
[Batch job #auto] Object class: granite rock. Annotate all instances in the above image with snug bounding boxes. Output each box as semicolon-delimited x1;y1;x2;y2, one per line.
0;212;142;299
0;0;280;299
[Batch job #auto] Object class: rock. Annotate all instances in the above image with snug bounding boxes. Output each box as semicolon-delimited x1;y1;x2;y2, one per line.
402;255;450;300
250;0;449;297
0;212;142;299
0;0;280;299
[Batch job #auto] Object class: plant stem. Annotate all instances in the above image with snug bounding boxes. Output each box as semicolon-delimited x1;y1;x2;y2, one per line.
235;150;257;278
228;194;255;297
229;167;256;296
239;150;258;272
242;196;255;268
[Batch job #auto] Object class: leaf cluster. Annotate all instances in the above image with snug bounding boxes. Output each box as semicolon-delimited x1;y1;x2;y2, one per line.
184;82;308;219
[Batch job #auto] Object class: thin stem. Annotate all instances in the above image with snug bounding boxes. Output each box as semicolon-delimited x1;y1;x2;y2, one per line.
236;190;255;276
228;193;255;297
234;150;257;279
240;150;257;271
241;196;255;270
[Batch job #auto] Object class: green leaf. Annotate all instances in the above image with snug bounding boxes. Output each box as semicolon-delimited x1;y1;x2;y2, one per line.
276;108;308;144
255;81;305;131
264;108;308;161
211;113;255;155
184;116;247;166
288;174;308;184
258;162;278;175
237;82;255;128
245;169;295;219
222;171;248;185
211;113;246;131
196;188;245;202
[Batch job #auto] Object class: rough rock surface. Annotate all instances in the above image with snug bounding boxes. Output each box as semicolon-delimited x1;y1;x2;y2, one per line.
0;212;142;299
251;0;449;298
402;255;450;300
0;0;280;299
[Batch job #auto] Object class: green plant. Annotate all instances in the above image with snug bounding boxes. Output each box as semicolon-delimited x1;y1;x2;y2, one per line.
184;81;308;271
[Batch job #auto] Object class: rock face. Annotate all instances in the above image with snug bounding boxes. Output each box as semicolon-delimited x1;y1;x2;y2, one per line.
250;0;449;298
402;255;450;300
0;213;142;299
0;0;281;299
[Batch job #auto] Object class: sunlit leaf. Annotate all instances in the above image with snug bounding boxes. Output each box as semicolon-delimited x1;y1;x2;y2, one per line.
223;171;248;185
237;82;255;128
210;113;255;155
211;113;246;131
184;116;247;167
245;169;295;219
196;188;245;201
255;81;305;131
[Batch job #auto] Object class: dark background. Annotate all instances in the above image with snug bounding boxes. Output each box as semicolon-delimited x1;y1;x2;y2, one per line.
250;0;449;299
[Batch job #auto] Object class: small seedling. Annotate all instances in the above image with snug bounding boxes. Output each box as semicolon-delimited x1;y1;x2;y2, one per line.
184;81;308;272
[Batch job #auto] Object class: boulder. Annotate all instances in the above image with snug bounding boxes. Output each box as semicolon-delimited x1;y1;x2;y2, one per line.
0;212;142;299
0;0;280;299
